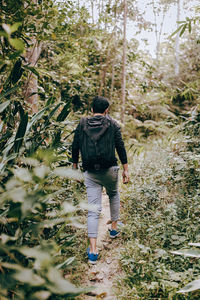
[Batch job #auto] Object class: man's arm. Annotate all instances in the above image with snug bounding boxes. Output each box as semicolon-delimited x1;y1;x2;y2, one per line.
114;124;130;184
72;123;80;169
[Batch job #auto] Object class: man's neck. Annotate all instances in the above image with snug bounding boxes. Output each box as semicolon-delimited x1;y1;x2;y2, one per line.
93;113;105;116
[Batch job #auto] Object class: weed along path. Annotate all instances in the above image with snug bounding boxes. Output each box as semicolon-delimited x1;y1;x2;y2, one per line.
81;193;122;300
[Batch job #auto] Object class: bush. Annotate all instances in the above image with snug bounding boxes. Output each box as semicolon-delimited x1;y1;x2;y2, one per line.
117;111;200;299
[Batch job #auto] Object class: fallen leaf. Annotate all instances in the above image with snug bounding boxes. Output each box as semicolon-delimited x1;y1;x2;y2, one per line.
96;292;107;299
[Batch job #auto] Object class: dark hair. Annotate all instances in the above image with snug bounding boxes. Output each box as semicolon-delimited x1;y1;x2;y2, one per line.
92;96;109;113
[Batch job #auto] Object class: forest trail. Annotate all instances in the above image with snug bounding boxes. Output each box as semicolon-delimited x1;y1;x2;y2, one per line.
81;193;122;300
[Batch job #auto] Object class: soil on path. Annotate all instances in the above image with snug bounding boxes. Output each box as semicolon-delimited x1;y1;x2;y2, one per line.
81;193;123;300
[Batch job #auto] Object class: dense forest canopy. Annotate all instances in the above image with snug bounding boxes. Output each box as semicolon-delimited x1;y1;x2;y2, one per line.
0;0;199;298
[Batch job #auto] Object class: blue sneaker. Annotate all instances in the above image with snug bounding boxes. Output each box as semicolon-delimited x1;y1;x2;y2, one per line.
109;229;120;238
86;247;99;264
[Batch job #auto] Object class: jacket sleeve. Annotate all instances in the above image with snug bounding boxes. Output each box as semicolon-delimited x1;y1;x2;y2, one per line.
72;123;81;163
114;123;128;165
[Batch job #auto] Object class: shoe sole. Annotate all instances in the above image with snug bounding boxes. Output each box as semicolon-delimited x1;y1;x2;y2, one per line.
110;232;120;238
88;259;97;264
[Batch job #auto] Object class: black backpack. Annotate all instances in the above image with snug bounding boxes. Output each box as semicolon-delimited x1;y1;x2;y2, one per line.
79;116;116;171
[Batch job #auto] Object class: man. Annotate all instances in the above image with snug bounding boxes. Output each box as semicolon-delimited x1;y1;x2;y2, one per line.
72;96;129;264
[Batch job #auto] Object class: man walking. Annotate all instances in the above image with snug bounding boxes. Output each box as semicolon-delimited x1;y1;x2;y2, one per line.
72;96;129;264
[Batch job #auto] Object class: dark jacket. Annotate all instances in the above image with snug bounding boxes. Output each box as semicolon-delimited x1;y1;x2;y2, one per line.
72;115;127;171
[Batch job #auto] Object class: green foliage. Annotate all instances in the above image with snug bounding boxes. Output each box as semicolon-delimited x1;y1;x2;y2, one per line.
171;11;200;38
0;2;92;296
171;244;200;293
0;153;88;298
1;0;200;297
117;108;200;299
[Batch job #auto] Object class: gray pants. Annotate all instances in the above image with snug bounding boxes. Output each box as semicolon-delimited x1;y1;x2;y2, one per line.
84;166;120;238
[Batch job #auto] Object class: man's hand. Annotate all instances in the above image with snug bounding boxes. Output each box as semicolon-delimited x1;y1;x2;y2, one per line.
122;163;129;184
122;170;129;184
72;163;78;170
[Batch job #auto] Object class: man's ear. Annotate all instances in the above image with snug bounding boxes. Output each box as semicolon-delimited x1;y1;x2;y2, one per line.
105;108;109;114
91;108;94;113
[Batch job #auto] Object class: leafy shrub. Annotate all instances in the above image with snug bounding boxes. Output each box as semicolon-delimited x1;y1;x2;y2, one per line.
0;153;89;299
117;112;200;299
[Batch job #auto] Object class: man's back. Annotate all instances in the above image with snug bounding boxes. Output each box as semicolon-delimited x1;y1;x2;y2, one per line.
72;115;127;171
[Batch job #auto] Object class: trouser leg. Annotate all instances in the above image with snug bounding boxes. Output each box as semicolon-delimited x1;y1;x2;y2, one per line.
103;166;120;222
84;171;103;238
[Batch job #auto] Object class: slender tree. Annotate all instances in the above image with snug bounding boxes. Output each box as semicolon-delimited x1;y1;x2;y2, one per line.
121;0;127;123
91;0;95;23
175;0;181;76
110;7;118;101
24;40;42;113
152;0;169;65
24;0;42;113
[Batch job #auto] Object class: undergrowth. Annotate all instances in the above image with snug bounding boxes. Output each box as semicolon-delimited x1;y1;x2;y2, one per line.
117;111;200;299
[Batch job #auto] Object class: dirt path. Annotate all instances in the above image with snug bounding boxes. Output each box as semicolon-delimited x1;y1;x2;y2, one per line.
81;193;122;300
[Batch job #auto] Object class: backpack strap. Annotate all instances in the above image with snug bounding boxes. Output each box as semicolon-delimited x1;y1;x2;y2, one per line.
79;117;87;128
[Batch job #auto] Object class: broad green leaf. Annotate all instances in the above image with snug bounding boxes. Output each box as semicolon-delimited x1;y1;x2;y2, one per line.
1;234;17;244
13;168;32;182
10;22;22;33
56;102;70;122
32;291;51;300
0;31;7;37
0;121;3;134
0;262;22;271
0;100;10;113
0;64;7;73
188;21;192;33
42;218;67;228
62;202;76;213
177;279;200;293
19;247;51;269
14;112;28;153
9;38;24;51
171;235;179;240
2;24;11;35
0;86;19;101
171;249;200;258
34;165;50;178
21;157;40;166
45;103;63;124
54;167;84;182
2;134;15;157
20;247;51;261
180;24;187;37
26;107;49;132
67;217;85;228
188;243;200;247
9;187;26;203
170;25;182;37
11;59;23;84
56;257;75;269
14;269;45;286
6;178;20;190
46;267;85;295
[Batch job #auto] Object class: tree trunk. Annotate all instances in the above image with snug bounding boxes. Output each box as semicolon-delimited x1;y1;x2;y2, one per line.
153;0;168;66
91;0;94;24
152;0;159;63
110;58;115;101
24;0;41;114
24;39;42;114
175;0;181;76
121;0;127;124
110;4;117;102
